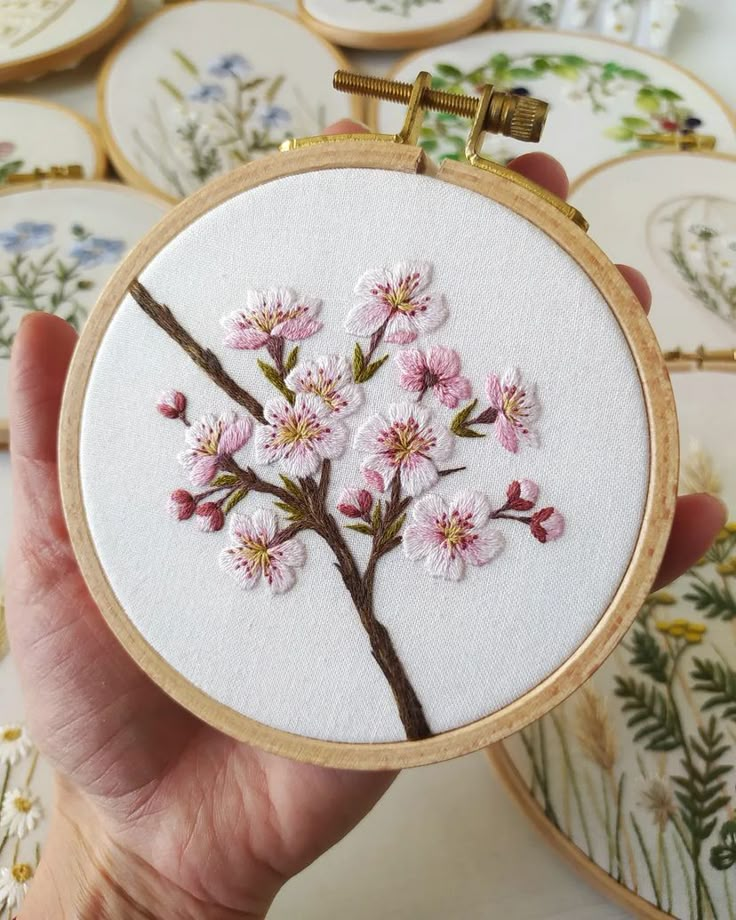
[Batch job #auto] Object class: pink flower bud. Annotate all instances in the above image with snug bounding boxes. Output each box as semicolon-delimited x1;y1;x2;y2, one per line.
195;502;225;532
361;467;386;493
506;479;539;511
156;389;187;420
530;507;565;543
337;487;373;518
167;489;196;520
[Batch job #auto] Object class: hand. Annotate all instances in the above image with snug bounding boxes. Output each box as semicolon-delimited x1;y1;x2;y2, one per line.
5;122;725;919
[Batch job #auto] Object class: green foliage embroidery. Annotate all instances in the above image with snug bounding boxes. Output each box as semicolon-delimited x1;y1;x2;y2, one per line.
691;659;736;721
614;676;682;751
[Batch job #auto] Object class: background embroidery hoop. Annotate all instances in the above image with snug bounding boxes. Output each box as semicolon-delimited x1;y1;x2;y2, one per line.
0;96;106;183
0;0;130;84
0;179;170;448
370;29;736;182
297;0;496;51
58;125;678;769
96;0;362;203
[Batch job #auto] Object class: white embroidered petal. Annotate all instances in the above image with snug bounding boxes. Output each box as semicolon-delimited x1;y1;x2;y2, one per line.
408;493;447;529
265;559;298;595
464;530;505;567
250;508;278;544
219;547;261;590
0;788;42;839
402;523;433;561
279;443;323;478
430;425;454;462
272;537;307;569
353;413;388;452
423;543;465;581
399;456;439;497
0;725;32;766
449;492;490;526
315;420;348;460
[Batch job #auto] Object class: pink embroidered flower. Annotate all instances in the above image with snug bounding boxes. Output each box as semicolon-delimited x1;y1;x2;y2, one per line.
337;487;373;519
167;489;196;520
354;403;453;497
403;492;505;580
221;288;322;350
157;389;187;420
344;262;448;345
395;346;471;408
505;479;539;511
195;502;225;532
219;509;306;594
485;367;540;453
255;394;347;478
0;142;15;159
362;467;385;492
285;355;362;417
178;412;253;487
530;507;565;543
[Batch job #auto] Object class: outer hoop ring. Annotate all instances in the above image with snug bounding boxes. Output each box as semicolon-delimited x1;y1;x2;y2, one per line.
0;0;130;84
96;0;363;205
0;95;107;180
58;141;678;770
296;0;495;52
0;179;170;450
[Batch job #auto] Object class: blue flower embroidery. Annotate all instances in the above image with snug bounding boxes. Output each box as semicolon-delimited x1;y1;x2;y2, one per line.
0;222;54;253
188;84;226;103
257;105;291;129
70;237;126;268
208;53;250;79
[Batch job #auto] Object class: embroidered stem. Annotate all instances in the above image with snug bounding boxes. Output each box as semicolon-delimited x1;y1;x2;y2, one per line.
130;280;266;424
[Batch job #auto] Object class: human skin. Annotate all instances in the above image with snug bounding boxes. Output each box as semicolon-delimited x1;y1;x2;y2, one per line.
5;121;726;918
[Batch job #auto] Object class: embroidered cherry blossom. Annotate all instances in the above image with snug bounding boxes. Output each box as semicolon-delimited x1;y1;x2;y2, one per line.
403;492;505;580
337;487;373;519
485;367;540;453
167;489;196;520
354;403;453;497
255;394;347;477
219;509;306;594
221;288;322;350
345;262;448;345
285;355;362;416
178;412;253;487
505;479;539;511
530;507;565;543
0;788;42;839
196;502;225;532
156;389;187;420
395;346;471;408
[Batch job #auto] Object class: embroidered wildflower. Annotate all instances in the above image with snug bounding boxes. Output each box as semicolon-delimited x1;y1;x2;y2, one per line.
0;863;34;911
188;84;226;103
255;394;347;477
208;53;250;78
0;725;32;766
222;288;322;350
0;788;42;839
69;236;125;268
178;412;252;487
395;346;471;408
337;487;373;519
167;489;196;520
485;367;540;453
195;502;225;533
0;221;54;253
506;479;539;511
530;507;565;543
345;262;448;345
220;509;306;594
403;492;504;580
354;403;453;497
257;104;291;128
156;389;187;420
285;355;362;416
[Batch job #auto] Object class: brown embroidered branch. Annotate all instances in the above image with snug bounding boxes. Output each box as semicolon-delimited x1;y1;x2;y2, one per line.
130;280;266;424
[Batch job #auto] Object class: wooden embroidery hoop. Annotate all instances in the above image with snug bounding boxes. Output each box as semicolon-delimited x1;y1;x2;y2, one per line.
0;0;130;84
296;0;495;52
0;179;169;450
96;0;362;204
59;69;678;768
0;95;107;181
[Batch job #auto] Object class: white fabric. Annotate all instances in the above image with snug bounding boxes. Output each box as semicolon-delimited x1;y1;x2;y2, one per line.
572;153;736;349
79;167;650;743
302;0;488;34
0;0;119;64
376;31;736;184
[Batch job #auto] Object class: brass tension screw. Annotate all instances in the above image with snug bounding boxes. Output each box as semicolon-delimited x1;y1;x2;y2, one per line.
333;70;549;143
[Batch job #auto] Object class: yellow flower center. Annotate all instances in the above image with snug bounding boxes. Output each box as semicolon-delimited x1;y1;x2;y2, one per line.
12;863;33;883
2;727;21;742
384;419;433;464
13;796;33;813
244;540;273;574
277;414;322;446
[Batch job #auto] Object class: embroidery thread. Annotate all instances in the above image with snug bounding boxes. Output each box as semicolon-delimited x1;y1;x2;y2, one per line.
130;262;565;740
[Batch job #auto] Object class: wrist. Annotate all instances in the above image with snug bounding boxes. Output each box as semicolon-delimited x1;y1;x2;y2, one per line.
18;780;266;920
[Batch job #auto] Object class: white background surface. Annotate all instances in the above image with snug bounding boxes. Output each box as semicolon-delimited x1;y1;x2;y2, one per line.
1;1;734;916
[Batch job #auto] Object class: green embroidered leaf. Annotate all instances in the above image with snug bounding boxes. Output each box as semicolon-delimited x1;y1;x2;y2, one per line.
346;523;374;536
265;74;285;103
614;676;682;751
509;67;538;79
359;354;389;383
684;581;736;621
212;472;238;488
279;475;302;497
560;54;587;68
673;717;732;843
381;513;407;547
257;359;295;403
222;488;248;515
284;346;299;373
371;501;382;531
691;658;736;721
352;342;365;379
172;49;199;77
711;820;736;870
628;628;669;684
158;78;185;103
451;399;476;431
0;160;23;184
436;63;463;79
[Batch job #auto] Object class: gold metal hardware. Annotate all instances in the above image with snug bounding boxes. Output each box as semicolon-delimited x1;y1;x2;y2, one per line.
7;164;84;183
636;132;717;151
664;346;736;372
